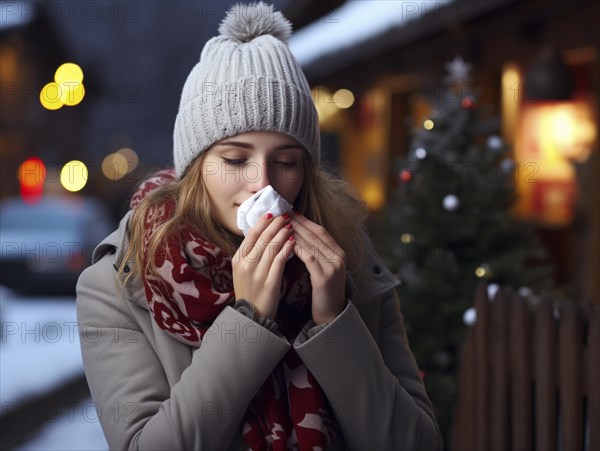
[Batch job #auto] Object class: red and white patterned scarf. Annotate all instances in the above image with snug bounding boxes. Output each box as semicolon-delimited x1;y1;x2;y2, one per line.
131;169;338;450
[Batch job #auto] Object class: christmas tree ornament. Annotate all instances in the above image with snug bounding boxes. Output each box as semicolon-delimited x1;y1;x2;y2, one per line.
500;158;515;173
487;135;503;150
443;194;460;211
487;283;500;300
400;169;412;182
461;96;475;109
415;147;427;159
462;307;477;326
518;286;533;297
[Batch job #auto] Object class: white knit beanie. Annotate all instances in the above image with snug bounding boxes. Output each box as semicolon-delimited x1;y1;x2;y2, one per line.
173;2;320;177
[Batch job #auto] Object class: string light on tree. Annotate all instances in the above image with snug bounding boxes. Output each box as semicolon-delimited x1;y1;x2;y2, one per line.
475;264;492;279
401;233;414;243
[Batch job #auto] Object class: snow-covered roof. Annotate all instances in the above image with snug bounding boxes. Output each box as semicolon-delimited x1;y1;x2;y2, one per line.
0;1;34;31
289;0;513;79
290;0;453;67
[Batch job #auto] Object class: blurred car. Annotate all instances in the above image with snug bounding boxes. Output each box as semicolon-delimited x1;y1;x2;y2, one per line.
0;195;114;295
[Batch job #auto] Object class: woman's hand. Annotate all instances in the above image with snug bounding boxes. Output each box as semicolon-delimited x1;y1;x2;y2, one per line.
232;213;295;320
290;212;347;325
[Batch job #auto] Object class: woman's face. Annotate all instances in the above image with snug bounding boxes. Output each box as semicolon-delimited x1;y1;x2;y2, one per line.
202;131;305;237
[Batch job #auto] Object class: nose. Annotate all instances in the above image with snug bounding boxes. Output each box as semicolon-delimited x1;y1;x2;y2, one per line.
248;161;272;193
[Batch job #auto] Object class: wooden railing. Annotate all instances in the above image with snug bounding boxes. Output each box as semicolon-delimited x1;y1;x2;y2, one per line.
451;284;599;451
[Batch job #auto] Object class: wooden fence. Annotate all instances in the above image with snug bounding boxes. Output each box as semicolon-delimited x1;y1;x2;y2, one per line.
451;284;599;451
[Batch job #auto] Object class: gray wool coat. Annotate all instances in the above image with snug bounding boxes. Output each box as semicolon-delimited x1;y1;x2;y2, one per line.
76;212;443;450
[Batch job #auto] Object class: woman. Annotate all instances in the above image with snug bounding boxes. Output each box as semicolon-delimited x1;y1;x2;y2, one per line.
76;3;442;450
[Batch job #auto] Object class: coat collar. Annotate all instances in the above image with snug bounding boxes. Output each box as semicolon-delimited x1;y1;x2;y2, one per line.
92;212;400;309
91;210;149;309
92;210;132;267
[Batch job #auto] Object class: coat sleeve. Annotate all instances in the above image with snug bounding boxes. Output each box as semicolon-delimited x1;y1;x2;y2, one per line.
293;292;443;451
76;253;291;450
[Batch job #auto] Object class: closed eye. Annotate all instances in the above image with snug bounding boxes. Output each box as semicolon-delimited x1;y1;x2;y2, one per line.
222;158;246;166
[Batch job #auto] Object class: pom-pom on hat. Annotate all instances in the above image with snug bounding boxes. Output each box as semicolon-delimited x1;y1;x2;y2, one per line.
173;2;320;178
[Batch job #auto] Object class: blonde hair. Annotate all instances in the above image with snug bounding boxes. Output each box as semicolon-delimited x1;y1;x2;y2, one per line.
120;149;369;287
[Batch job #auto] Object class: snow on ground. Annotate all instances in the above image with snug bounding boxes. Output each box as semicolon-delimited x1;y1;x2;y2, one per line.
1;286;108;448
16;397;108;451
0;286;84;404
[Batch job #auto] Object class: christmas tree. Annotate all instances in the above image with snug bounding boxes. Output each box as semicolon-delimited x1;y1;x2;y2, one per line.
376;57;553;442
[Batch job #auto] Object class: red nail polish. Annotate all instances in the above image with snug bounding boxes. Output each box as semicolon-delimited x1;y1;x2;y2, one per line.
285;223;293;230
282;213;290;220
264;213;273;220
293;210;300;216
289;235;294;242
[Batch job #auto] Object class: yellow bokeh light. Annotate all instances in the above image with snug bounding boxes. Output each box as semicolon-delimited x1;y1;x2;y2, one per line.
311;86;339;122
116;147;139;174
55;62;84;84
102;152;129;180
59;81;85;106
60;160;88;192
423;119;434;130
401;233;413;244
40;82;63;110
543;102;597;162
475;266;487;278
361;179;385;211
311;85;331;104
334;89;355;109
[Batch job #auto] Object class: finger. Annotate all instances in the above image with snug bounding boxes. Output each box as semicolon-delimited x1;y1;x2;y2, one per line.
292;212;335;243
242;213;290;258
257;214;291;257
291;220;342;265
255;222;293;274
289;216;322;249
266;234;296;281
291;214;342;254
292;240;324;276
241;212;276;257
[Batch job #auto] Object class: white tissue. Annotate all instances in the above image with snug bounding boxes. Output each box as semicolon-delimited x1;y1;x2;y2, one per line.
236;185;293;236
